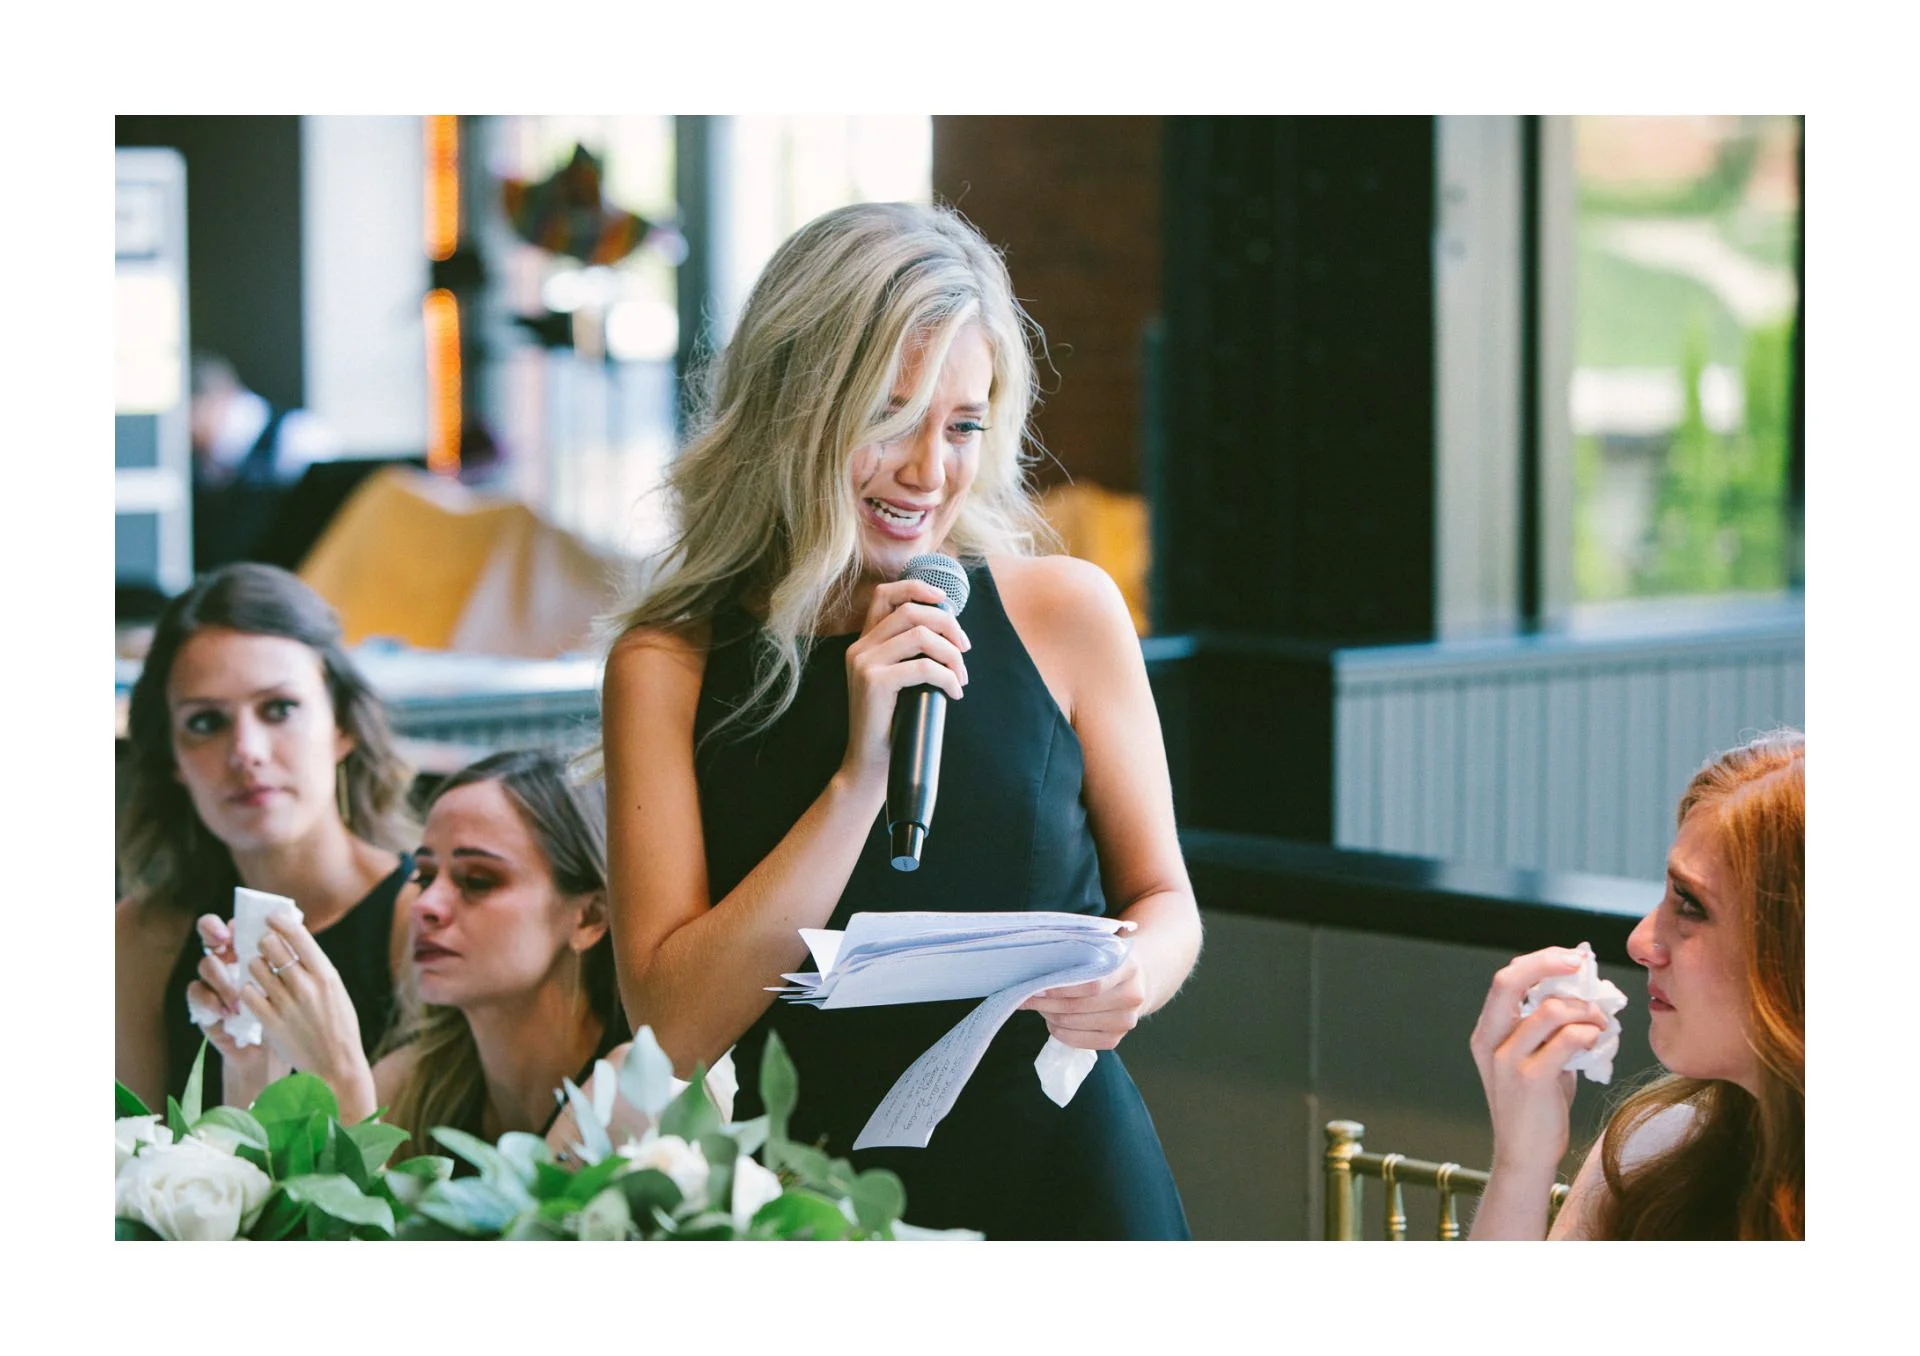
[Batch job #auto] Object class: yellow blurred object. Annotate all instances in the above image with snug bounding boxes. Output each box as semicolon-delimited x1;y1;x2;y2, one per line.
298;467;633;658
1037;481;1151;635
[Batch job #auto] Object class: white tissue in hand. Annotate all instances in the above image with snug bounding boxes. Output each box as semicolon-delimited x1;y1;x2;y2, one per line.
183;888;302;1049
1034;1036;1097;1107
1519;941;1629;1084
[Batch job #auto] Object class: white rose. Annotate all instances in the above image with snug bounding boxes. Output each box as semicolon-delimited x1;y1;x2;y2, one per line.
114;1115;172;1175
114;1136;273;1241
730;1155;783;1232
616;1132;709;1207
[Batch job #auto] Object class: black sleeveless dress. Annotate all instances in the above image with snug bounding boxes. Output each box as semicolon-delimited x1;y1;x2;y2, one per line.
163;856;413;1106
697;560;1189;1240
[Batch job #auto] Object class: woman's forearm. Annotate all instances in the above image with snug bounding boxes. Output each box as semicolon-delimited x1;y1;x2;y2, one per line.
1468;1160;1558;1240
620;768;884;1077
1117;889;1203;1016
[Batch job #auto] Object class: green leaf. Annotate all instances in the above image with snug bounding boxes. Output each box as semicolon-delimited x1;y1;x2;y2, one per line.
115;1083;152;1119
429;1125;506;1178
561;1077;613;1164
658;1076;720;1143
844;1168;907;1234
251;1073;340;1129
281;1173;396;1234
181;1037;209;1124
414;1177;524;1237
768;1139;833;1185
752;1189;852;1240
114;1216;161;1241
617;1027;680;1119
614;1167;685;1220
309;1114;338;1176
578;1185;633;1240
192;1105;270;1155
341;1120;410;1178
494;1131;551;1186
247;1189;308;1241
165;1096;190;1142
503;1213;569;1240
558;1153;630;1205
390;1154;454;1184
759;1029;798;1145
668;1209;740;1241
727;1114;769;1158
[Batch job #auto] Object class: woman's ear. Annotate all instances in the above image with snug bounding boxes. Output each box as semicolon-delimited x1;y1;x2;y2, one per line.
570;891;610;953
334;727;357;765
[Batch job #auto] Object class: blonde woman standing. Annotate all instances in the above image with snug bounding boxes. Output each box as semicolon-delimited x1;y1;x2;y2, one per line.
597;202;1200;1239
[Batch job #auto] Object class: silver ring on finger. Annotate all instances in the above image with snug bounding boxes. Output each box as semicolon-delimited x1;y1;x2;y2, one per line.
269;954;303;977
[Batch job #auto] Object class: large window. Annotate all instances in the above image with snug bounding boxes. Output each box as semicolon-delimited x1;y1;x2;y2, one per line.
1567;116;1801;604
473;115;931;560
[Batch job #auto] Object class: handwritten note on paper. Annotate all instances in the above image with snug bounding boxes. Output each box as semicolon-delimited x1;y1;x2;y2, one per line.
770;911;1134;1151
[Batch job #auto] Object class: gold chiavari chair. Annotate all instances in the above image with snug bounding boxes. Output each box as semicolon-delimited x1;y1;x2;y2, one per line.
1324;1120;1570;1240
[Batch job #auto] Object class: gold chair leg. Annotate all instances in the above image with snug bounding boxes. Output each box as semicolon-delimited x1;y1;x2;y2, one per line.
1325;1120;1366;1241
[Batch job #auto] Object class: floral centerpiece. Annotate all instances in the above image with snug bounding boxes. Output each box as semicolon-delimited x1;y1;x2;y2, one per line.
114;1030;976;1241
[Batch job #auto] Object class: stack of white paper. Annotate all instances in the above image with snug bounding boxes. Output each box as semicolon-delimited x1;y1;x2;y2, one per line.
768;910;1134;1150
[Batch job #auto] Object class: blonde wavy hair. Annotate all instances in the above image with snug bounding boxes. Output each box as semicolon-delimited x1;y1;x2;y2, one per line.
593;201;1057;750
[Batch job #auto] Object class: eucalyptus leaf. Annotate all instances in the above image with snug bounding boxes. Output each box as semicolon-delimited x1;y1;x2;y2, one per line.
115;1083;152;1119
658;1077;719;1143
578;1186;633;1240
844;1168;907;1233
561;1077;613;1164
697;1131;738;1170
753;1189;852;1240
494;1131;551;1186
181;1037;209;1125
769;1139;832;1185
192;1105;270;1154
341;1120;411;1178
281;1173;397;1233
670;1209;741;1241
759;1029;798;1144
616;1027;679;1119
504;1213;568;1240
429;1125;507;1178
727;1114;769;1158
414;1177;524;1236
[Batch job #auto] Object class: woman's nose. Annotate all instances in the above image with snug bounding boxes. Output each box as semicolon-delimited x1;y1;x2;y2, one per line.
227;712;269;767
896;423;947;491
1626;908;1662;969
411;879;452;927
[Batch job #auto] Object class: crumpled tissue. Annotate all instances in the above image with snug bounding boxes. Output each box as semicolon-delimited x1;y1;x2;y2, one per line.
1034;1035;1098;1107
1519;940;1629;1084
184;888;302;1049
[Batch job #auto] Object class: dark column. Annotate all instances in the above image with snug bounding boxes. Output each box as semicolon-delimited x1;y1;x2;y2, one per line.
1151;116;1437;838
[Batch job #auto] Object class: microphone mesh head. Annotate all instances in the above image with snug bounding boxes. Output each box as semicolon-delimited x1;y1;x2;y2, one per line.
901;553;970;615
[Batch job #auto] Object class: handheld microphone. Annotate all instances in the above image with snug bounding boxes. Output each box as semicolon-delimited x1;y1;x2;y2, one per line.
887;553;971;871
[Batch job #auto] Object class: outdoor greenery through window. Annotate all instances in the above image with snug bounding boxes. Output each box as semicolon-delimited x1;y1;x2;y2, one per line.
1569;116;1800;603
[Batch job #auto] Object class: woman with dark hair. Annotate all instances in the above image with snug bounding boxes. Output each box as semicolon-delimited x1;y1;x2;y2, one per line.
194;749;637;1156
1469;729;1805;1239
115;563;417;1112
594;202;1200;1239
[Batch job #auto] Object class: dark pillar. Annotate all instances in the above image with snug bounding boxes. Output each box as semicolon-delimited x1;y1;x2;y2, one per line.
1151;116;1437;839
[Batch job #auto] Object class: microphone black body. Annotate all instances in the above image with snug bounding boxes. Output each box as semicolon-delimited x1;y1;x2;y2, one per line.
887;684;946;870
885;553;971;871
